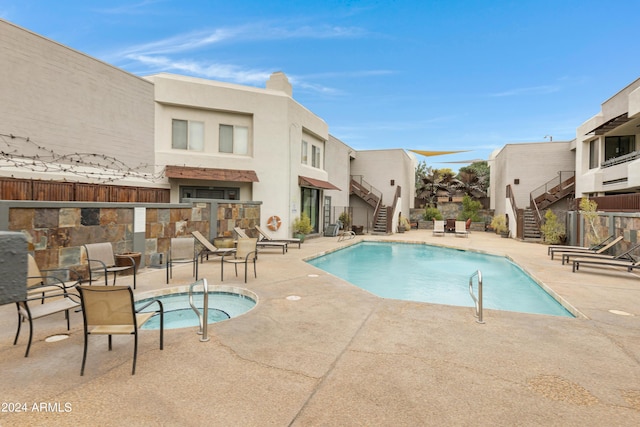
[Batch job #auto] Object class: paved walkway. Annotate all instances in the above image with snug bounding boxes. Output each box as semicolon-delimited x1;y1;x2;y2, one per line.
1;230;640;426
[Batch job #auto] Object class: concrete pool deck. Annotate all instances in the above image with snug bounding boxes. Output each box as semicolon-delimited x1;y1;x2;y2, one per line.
1;230;640;426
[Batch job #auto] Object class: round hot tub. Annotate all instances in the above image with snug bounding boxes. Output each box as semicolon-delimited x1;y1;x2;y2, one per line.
135;285;257;330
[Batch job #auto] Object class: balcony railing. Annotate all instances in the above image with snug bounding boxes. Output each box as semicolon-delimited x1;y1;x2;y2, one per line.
601;150;640;168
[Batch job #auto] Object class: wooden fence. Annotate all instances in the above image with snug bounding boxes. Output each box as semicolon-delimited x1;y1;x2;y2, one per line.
0;177;169;203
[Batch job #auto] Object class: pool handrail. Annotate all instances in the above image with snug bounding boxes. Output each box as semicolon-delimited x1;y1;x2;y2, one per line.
189;279;210;342
468;270;485;324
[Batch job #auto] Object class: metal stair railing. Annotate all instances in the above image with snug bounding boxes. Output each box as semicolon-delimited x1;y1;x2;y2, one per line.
468;270;485;324
189;278;210;342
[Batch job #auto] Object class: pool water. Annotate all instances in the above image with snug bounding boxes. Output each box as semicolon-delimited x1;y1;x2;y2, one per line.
307;241;572;317
136;291;257;329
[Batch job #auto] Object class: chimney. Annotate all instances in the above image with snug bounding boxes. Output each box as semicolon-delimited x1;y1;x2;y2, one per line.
266;71;292;97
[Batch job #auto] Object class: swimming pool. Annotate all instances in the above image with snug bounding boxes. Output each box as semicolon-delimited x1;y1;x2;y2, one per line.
136;286;257;329
307;241;573;317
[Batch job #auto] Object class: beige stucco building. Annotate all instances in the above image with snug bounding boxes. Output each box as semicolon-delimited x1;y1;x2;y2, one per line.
0;19;156;186
575;78;640;196
0;18;414;238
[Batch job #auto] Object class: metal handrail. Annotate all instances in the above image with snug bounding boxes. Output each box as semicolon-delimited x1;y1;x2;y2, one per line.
189;278;210;342
468;270;485;324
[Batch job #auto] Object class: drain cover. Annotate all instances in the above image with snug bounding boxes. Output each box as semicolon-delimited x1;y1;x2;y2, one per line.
609;309;632;316
45;334;70;343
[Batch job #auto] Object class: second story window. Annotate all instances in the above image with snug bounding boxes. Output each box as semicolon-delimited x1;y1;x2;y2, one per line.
301;140;308;163
312;145;321;168
219;125;248;154
604;135;635;161
172;119;204;151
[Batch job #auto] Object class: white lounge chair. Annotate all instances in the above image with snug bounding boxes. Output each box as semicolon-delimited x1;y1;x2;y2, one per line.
255;225;301;249
455;220;469;237
234;227;287;254
433;220;445;236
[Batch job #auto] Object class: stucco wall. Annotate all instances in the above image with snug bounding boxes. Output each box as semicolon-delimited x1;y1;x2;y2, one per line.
0;19;155;181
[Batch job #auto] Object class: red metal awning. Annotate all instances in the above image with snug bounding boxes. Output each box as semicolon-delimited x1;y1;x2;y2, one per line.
298;175;340;190
165;166;259;182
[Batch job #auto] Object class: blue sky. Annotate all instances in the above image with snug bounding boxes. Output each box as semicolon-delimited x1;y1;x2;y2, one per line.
2;0;640;168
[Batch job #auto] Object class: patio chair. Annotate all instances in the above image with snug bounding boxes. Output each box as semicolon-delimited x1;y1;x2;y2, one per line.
455;220;469;237
221;238;257;283
547;235;614;256
84;242;137;289
572;254;640;273
561;242;640;265
549;236;623;260
445;219;456;233
255;225;301;249
77;285;163;375
433;220;445;236
234;227;287;254
191;231;235;263
166;237;198;283
14;254;81;357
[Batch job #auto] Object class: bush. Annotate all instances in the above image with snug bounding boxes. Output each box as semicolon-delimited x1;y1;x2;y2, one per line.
293;212;312;235
490;214;508;234
423;207;442;221
540;209;566;244
338;211;351;229
458;195;482;222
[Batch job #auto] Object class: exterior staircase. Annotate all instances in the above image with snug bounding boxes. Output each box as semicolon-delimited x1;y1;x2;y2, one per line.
372;207;388;234
350;176;390;234
523;208;542;240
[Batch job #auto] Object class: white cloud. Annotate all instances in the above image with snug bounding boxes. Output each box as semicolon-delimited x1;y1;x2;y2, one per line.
489;85;561;97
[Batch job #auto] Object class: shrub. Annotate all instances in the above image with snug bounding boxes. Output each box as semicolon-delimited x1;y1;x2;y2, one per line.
458;195;482;222
293;212;312;235
338;211;351;229
423;207;442;221
490;214;508;234
540;209;566;244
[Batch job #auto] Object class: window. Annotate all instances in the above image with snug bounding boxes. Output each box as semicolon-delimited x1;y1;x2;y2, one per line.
589;139;599;169
312;145;321;168
172;119;204;151
219;125;248;154
301;140;308;163
604;135;635;161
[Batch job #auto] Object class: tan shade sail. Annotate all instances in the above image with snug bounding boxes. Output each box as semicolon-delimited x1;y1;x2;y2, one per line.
299;175;340;190
409;149;470;157
165;165;259;182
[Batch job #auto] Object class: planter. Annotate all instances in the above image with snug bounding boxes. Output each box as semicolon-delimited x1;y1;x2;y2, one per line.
214;237;235;248
294;233;306;243
115;252;141;276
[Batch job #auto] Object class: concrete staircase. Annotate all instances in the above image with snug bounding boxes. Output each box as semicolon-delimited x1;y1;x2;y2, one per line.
372;207;388;234
523;208;542;241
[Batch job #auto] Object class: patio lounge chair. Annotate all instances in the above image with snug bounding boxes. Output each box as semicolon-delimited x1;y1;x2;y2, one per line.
433;220;445;236
455;220;469;238
77;285;163;375
549;236;623;260
221;238;257;283
234;227;287;254
166;237;198;283
547;235;614;256
255;225;301;249
572;254;640;273
191;231;235;263
84;242;137;289
14;254;81;357
338;230;356;241
561;242;640;265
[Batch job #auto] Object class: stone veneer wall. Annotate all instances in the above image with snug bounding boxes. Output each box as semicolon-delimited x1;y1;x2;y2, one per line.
1;200;260;279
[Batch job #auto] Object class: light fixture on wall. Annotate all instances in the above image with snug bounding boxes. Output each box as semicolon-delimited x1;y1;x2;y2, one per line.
514;179;520;185
390;179;395;186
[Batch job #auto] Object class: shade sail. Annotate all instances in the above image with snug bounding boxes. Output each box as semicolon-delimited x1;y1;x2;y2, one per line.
165;166;259;182
299;175;340;191
409;149;470;157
